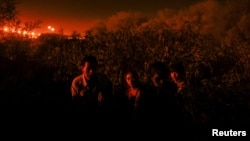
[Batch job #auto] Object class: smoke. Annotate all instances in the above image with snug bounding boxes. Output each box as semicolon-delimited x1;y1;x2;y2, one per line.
160;0;250;42
91;0;250;44
104;11;148;32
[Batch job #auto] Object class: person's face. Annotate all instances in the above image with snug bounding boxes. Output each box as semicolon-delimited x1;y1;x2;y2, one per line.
82;62;96;80
170;71;179;83
152;72;164;87
125;73;134;88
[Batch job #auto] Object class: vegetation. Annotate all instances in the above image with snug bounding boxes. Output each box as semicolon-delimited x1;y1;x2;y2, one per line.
0;0;249;126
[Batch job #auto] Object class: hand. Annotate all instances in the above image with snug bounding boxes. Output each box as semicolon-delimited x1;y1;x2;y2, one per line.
79;86;89;97
97;92;104;104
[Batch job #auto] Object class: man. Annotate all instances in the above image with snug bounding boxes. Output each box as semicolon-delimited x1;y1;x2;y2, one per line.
71;55;112;118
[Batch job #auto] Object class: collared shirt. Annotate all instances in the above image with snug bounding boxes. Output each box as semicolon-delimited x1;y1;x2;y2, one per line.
71;73;112;106
71;74;89;97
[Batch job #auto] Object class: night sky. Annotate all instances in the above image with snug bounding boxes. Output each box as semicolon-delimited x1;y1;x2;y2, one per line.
17;0;205;34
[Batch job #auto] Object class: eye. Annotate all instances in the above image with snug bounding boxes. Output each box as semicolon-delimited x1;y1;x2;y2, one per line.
155;77;160;81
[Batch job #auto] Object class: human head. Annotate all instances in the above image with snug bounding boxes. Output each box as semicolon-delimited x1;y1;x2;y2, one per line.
193;63;211;80
80;55;98;80
191;63;211;87
124;70;140;88
169;62;186;83
148;61;168;87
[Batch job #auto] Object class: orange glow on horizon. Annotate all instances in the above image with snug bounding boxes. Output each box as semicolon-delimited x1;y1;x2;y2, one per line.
1;25;41;38
19;14;99;36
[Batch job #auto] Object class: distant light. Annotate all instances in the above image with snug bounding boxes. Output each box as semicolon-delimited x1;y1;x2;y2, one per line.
48;26;51;29
3;27;8;32
51;28;55;31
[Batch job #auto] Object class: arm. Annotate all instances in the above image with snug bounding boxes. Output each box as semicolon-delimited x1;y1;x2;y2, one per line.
71;76;88;98
71;79;79;97
134;90;141;111
97;91;104;106
71;78;81;104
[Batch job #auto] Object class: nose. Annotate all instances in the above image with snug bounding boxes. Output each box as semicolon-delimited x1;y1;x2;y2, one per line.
89;69;93;75
155;77;160;81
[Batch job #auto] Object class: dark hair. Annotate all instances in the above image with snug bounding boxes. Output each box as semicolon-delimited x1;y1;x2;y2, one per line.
79;55;98;67
77;55;98;72
193;63;211;79
123;70;140;88
148;61;168;79
169;62;186;80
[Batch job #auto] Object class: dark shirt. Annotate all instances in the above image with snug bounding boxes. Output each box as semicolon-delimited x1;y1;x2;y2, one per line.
71;73;112;115
142;82;180;123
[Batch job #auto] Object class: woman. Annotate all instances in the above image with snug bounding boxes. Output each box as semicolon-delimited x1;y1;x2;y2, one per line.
124;70;142;113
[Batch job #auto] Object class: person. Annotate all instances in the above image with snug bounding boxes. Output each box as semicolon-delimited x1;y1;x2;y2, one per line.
189;63;219;129
169;62;194;130
169;62;187;94
143;61;177;122
112;70;143;123
189;63;213;89
123;70;143;120
71;55;112;120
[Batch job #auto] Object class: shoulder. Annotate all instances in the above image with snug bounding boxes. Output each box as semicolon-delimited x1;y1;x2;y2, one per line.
72;75;83;84
136;88;141;96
